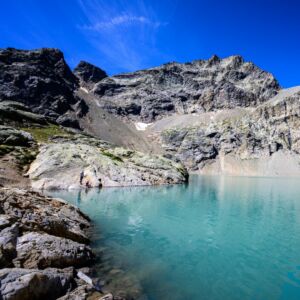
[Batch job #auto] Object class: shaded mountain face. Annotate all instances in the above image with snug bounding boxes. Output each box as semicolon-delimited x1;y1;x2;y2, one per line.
73;61;107;86
0;48;86;128
93;55;280;122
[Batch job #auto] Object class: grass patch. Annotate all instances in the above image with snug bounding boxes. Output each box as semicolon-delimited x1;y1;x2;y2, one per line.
14;147;39;168
101;150;124;163
21;125;72;143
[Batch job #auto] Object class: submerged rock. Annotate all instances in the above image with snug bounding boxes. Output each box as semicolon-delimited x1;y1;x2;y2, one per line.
0;188;112;299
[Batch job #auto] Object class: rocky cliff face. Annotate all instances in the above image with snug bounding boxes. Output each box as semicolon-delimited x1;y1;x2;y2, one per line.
93;55;280;122
0;48;87;129
158;87;300;175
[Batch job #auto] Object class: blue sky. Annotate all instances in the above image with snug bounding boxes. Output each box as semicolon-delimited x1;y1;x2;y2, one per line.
1;0;299;87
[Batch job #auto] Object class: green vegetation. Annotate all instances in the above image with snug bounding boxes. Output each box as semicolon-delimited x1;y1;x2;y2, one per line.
21;125;72;143
14;147;39;168
0;145;15;157
101;150;124;163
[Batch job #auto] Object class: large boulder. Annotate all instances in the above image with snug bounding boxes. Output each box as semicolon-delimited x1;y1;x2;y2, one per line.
14;232;94;269
0;224;19;268
0;188;91;243
0;126;33;146
27;142;188;189
0;268;75;300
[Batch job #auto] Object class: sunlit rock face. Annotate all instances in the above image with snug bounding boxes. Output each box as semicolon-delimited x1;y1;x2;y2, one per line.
27;139;188;190
159;87;300;175
92;55;280;122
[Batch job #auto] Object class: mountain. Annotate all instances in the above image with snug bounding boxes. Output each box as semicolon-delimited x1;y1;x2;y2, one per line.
0;48;87;128
1;47;300;178
1;47;300;299
92;55;279;122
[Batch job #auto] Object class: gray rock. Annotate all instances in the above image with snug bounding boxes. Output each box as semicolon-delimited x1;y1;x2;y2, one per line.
0;215;16;230
0;267;74;300
14;232;94;269
93;55;280;122
0;101;47;127
0;48;85;128
0;224;18;267
0;188;91;243
27;142;188;189
158;87;300;176
0;126;33;146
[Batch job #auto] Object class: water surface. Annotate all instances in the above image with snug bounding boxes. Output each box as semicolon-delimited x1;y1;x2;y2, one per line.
48;175;300;300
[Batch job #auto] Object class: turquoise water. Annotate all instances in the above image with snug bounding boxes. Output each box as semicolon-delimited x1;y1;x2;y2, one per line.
48;175;300;300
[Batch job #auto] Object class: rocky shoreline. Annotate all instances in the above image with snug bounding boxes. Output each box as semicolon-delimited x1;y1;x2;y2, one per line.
0;188;119;300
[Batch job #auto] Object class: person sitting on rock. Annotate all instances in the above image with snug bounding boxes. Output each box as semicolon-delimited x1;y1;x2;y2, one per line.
85;181;91;188
80;170;84;185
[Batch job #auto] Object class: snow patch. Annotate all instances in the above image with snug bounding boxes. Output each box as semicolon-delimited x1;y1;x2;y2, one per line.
80;87;89;93
135;122;153;131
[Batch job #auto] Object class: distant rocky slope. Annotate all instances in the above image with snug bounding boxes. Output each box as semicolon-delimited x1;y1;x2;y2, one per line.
92;55;280;122
157;86;300;176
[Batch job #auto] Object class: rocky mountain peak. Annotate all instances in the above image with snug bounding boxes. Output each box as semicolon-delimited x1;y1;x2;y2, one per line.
93;55;280;122
0;47;85;128
74;61;107;85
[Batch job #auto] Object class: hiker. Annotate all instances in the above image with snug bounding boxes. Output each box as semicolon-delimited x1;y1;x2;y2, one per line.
98;178;103;189
85;181;91;188
80;170;84;185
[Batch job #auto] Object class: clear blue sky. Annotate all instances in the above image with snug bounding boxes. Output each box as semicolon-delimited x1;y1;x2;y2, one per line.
1;0;299;87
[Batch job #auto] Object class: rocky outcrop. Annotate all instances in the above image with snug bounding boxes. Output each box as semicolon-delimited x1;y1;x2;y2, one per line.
74;61;107;87
0;188;90;243
0;126;33;146
27;139;188;190
93;55;280;122
0;101;48;127
15;232;93;269
0;188;111;299
0;267;75;300
0;48;86;128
